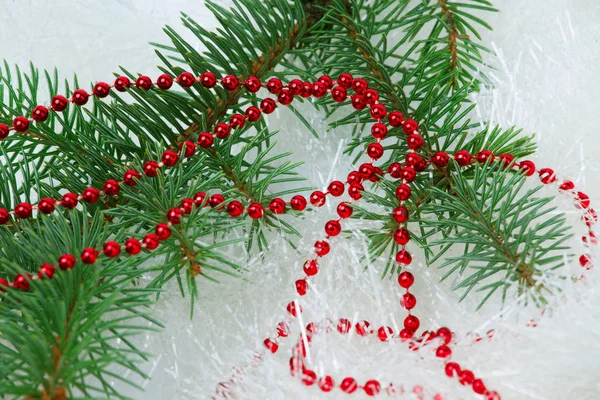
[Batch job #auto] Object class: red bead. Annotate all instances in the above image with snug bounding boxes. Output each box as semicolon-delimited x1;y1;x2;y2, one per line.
13;116;30;132
200;72;217;88
310;191;326;207
403;292;417;310
114;76;131;92
269;198;286;214
436;345;452;358
396;184;411;201
303;260;319;276
351;94;367;110
539;168;556;184
340;377;358;394
472;379;486;394
248;203;264;219
371;123;387;139
485;391;501;400
331;86;347;102
432;151;449;167
576;192;591;209
396;249;412;265
103;179;120;196
302;370;316;386
318;75;334;89
156;223;172;240
314;240;330;256
135;76;153;90
348;184;364;200
401;167;417;183
559;180;575;191
398;271;414;288
51;95;69;111
392;206;409;223
245;106;261;122
358;163;375;179
394;228;411;245
14;274;30;290
459;370;475;385
286;301;301;317
319;376;334;392
347;171;362;184
157;74;174;89
38;264;56;279
364;380;381;396
124;169;142;186
38;198;56;214
0;208;9;224
198;132;214;148
182;141;195;158
277;89;294;105
214;123;230;139
227;201;244;217
81;248;99;264
103;241;121;258
580;254;592;267
125;238;142;255
519;160;536;176
260;98;277;114
93;81;111;98
388;111;403;127
290;195;307;211
230;114;245;129
143;234;159;250
407;134;424;150
58;254;76;270
387;162;402;179
364;90;379;105
337;73;353;88
332;204;351;221
263;338;278;353
277;322;289;337
405;153;424;169
60;193;78;209
288;79;303;95
377;326;393;341
403;119;418;134
176;72;195;88
221;75;239;90
209;194;225;208
445;362;461;377
370;103;387;120
295;279;308;296
193;192;207;207
352;78;368;93
82;187;100;203
498;153;514;168
15;202;32;219
367;142;384;160
327;181;345;197
437;327;452;344
0;124;8;139
454;150;471;167
32;105;49;122
325;220;342;236
143;160;160;177
476;150;494;163
404;315;420;331
266;77;283;94
355;320;371;336
72;89;89;105
244;76;261;92
337;318;351;334
159;150;178;167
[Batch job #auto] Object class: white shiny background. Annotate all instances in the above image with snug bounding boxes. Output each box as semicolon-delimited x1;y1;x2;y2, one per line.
2;1;600;399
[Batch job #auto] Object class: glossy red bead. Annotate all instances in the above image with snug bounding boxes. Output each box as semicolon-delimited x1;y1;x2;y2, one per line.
300;81;313;97
454;150;471;167
123;169;142;186
260;98;277;114
337;73;353;88
135;76;153;90
364;380;381;396
367;142;384;160
580;254;592;267
58;254;76;270
82;187;100;203
403;119;418;134
476;150;494;163
277;322;289;337
337;202;353;218
290;195;307;211
14;274;30;290
93;81;111;98
248;203;264;219
114;76;131;91
193;192;207;207
437;327;452;344
182;141;195;158
539;168;556;184
386;163;402;179
392;206;409;223
38;264;56;279
32;105;49;122
576;192;591;209
244;76;261;92
51;94;69;111
229;113;245;129
398;271;414;288
348;184;363;200
352;78;368;93
13;116;30;132
263;338;278;353
103;179;120;196
266;77;283;94
60;193;79;209
81;248;99;264
295;279;308;296
214;123;230;139
303;260;319;276
310;191;326;207
327;181;345;197
404;315;420;331
347;171;362;184
221;75;239;91
377;326;393;341
403;292;417;310
288;79;303;95
519;160;536;176
436;345;452;358
559;180;575;191
370;103;387;120
15;202;32;219
103;241;121;258
370;123;387;139
396;184;411;201
162;150;179;167
355;320;371;336
72;89;89;105
227;200;244;217
396;249;412;265
472;379;486;394
38;198;56;214
498;153;514;168
143;234;159;250
277;89;294;105
445;362;461;377
340;377;358;394
314;240;330;257
351;94;367;110
388;111;403;127
156;223;172;240
157;73;174;89
125;238;142;255
0;208;9;224
0;124;9;139
358;163;375;179
143;160;160;177
331;86;347;102
337;318;351;334
432;151;449;167
401;167;416;183
286;301;301;317
209;194;225;208
245;106;261;122
198;132;214;148
302;370;316;386
459;370;475;385
325;220;342;236
407;134;424;150
394;228;411;245
176;72;195;88
317;75;334;89
200;72;217;88
364;89;379;104
269;198;286;214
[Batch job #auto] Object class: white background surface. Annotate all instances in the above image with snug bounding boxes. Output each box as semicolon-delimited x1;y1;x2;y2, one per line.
2;0;600;399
